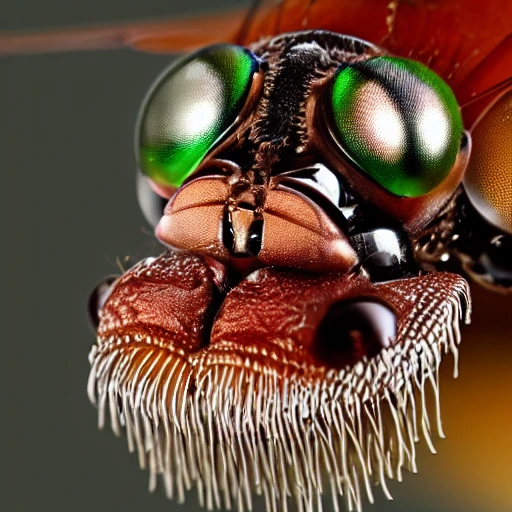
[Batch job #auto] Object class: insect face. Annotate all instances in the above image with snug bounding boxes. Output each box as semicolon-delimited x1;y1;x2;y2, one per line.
137;32;470;272
89;30;474;512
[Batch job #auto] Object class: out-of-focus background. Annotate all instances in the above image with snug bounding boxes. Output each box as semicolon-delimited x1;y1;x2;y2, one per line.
1;1;510;511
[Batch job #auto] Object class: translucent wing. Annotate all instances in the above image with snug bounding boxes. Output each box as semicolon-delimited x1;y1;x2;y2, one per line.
0;7;247;56
2;1;509;105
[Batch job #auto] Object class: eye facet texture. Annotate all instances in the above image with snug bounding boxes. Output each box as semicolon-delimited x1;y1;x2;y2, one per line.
137;44;258;188
464;90;512;234
330;57;463;197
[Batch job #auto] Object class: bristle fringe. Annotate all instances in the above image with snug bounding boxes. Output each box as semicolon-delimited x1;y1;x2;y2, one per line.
88;279;470;512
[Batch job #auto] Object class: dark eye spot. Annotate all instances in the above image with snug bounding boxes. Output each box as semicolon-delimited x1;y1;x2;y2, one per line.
87;276;117;330
313;298;397;368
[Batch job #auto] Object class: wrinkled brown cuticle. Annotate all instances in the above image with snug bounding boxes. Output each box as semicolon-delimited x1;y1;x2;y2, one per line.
89;249;471;512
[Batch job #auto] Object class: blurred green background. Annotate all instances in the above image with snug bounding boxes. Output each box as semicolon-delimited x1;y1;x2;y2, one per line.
1;1;510;511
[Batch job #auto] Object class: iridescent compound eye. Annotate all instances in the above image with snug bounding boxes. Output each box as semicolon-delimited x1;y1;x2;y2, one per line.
330;57;463;197
137;44;258;189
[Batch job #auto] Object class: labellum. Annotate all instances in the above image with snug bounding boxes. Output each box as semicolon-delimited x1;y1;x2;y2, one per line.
89;252;470;511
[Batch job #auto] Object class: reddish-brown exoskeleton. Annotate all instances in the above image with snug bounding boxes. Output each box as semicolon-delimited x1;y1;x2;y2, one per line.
2;1;510;511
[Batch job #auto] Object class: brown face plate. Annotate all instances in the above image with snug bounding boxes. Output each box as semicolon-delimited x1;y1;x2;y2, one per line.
89;249;470;511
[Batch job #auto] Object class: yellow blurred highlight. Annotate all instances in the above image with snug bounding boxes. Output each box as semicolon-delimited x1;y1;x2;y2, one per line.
417;284;512;511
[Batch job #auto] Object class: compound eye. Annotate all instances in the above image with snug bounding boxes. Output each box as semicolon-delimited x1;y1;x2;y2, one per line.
330;57;463;197
464;90;512;234
137;44;258;189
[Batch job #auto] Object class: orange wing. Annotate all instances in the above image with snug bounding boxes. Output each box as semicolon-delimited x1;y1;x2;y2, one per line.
1;0;510;123
0;7;247;56
2;1;509;94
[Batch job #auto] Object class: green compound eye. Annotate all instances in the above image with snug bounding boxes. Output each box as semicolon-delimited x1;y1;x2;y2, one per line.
330;57;463;197
137;44;258;188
